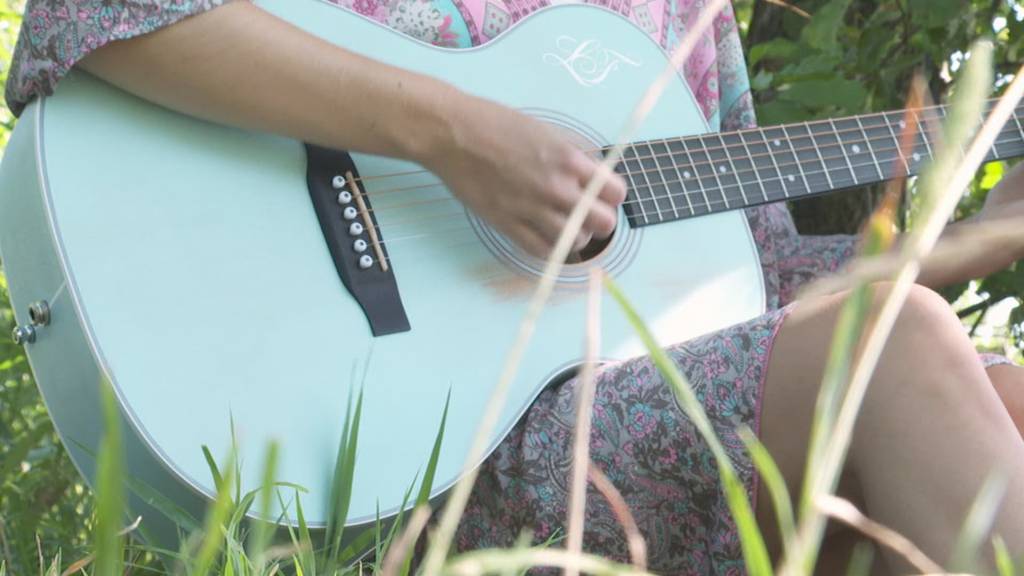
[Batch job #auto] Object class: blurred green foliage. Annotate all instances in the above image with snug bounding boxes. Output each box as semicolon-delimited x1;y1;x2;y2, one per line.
0;1;95;572
736;0;1024;356
0;0;1022;572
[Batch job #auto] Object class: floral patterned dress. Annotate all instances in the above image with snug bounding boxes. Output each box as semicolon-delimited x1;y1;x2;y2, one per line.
4;0;1010;573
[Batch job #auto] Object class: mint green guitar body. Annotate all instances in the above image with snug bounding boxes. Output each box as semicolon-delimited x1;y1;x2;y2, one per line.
0;0;764;545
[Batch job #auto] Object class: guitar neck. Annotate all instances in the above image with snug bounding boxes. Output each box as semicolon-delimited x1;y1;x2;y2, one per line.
614;99;1024;227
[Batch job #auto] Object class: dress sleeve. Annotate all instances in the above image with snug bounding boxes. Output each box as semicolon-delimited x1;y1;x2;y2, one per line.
5;0;228;116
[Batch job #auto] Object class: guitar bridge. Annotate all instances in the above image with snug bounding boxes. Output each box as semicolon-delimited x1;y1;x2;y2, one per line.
304;144;411;336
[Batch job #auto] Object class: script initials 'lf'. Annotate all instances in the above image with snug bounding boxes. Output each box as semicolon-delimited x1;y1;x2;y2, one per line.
543;35;642;87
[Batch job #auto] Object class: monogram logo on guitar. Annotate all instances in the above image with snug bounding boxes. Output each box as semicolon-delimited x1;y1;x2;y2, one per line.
543;36;641;87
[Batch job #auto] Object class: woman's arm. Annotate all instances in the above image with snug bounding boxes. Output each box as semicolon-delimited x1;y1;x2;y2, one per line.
916;162;1024;289
78;0;625;257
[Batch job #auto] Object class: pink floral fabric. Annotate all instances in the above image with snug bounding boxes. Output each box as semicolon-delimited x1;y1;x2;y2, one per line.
4;0;1012;572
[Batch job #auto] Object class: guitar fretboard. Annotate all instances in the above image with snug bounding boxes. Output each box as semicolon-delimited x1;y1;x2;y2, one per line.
613;100;1024;227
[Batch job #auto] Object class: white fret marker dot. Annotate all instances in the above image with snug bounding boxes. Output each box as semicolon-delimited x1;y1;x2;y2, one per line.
852;145;861;154
773;139;782;147
719;165;727;174
683;171;692;179
787;175;796;183
913;153;921;162
899;120;907;129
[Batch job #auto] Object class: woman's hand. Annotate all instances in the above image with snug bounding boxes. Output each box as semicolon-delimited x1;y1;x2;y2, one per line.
980;162;1024;235
419;95;628;258
919;161;1024;288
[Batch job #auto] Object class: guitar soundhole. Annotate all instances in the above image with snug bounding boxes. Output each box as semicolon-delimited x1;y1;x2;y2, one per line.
567;229;615;264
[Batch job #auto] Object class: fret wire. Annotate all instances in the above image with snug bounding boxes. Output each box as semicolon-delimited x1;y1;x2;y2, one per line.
661;138;696;215
623;100;1024;176
618;150;651;225
621;107;1024;204
1011;110;1024;161
798;123;834;192
628;143;655;224
626;138;1015;219
762;129;790;199
698;135;731;209
1012;109;1024;140
629;106;1024;184
855;115;885;181
917;110;935;160
718;133;748;206
679;138;714;211
738;130;770;202
779;125;809;198
648;140;681;218
626;128;1024;203
882;112;911;176
827;118;859;186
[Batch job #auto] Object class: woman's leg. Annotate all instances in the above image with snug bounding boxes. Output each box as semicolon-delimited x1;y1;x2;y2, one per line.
988;364;1024;437
755;283;1024;572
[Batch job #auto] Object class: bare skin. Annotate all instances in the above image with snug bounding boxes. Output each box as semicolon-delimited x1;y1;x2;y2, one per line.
79;0;626;258
760;285;1024;573
77;0;1024;571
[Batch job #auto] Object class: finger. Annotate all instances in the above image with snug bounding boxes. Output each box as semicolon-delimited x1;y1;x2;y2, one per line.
570;153;628;207
583;200;618;239
528;210;590;250
509;222;555;259
598;170;628;207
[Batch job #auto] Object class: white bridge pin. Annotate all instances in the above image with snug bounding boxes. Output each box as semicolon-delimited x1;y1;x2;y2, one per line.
343;206;358;220
337;190;353;204
354;239;368;253
332;175;347;190
349;222;364;236
359;255;374;269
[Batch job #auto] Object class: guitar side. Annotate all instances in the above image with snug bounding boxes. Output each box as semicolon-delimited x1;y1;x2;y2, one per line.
0;0;764;545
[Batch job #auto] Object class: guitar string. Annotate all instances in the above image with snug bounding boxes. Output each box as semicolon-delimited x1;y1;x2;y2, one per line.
354;128;1024;222
353;116;1024;204
337;100;1024;188
359;139;1000;254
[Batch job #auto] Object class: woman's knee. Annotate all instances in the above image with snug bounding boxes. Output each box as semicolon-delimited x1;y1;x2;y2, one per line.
874;282;973;357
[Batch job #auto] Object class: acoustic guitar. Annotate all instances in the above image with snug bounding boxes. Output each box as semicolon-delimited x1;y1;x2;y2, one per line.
2;0;1021;548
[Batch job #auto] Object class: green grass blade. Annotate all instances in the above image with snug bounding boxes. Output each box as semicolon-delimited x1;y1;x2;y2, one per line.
94;380;125;576
326;386;355;558
739;427;794;548
202;445;226;493
192;452;237;576
328;387;364;567
122;472;202;533
844;542;875;576
382;479;417;555
605;276;772;576
393;392;450;576
294;491;316;575
335;528;375;569
950;471;1009;572
992;536;1015;576
416;390;450;507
